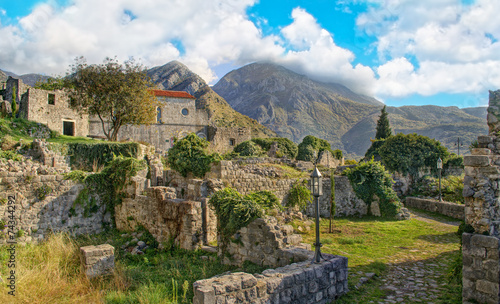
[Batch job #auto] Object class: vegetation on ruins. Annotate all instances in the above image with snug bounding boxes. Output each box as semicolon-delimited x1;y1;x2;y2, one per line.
66;57;160;141
287;179;312;209
233;140;264;156
343;159;401;217
375;105;392;140
251;137;299;159
411;175;465;204
297;135;343;162
377;133;449;177
167;133;217;178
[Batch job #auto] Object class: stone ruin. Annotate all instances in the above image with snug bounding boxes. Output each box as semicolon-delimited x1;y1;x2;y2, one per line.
462;89;500;304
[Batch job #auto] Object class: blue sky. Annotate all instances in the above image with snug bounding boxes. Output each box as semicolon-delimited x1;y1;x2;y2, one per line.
0;0;498;108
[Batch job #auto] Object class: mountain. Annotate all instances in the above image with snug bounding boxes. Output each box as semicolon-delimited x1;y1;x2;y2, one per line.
0;69;50;87
147;61;275;138
213;62;487;158
212;62;382;148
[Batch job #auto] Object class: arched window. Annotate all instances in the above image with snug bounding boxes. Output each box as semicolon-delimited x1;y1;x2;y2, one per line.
157;107;162;123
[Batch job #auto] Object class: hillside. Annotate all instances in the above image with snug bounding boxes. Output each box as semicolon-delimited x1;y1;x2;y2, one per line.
147;61;275;138
213;62;487;157
212;62;381;147
0;69;50;86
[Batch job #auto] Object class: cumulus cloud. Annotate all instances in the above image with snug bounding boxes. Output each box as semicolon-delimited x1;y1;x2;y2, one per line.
358;0;500;98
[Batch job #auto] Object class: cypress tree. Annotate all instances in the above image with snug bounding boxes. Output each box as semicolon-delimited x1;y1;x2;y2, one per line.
11;87;17;117
375;105;392;140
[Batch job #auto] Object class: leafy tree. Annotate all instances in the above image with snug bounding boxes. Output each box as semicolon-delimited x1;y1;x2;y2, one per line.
167;133;216;178
34;77;67;91
11;88;17;117
378;133;449;177
67;57;159;141
375;106;392;140
343;159;401;217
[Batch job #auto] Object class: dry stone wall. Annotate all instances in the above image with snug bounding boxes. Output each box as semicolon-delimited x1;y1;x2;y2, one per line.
404;197;464;220
193;254;348;304
462;89;500;304
0;157;110;243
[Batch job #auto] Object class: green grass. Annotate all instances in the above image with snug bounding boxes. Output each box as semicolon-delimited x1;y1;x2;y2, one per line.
300;215;461;303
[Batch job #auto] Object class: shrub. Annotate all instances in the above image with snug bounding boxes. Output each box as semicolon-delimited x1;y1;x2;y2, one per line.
287;179;312;209
233;140;264;157
378;133;449;177
35;185;53;201
251;137;298;159
343;159;401;217
68;142;140;171
444;153;464;169
244;190;282;211
297;135;341;162
167;133;216;178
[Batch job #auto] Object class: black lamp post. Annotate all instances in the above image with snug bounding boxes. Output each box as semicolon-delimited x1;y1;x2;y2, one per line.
437;157;443;202
311;165;323;263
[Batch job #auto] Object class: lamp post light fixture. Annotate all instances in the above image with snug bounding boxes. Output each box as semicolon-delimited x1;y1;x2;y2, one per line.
311;165;324;263
437;157;443;202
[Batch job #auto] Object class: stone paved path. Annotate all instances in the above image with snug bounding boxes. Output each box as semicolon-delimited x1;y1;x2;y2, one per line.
366;211;460;304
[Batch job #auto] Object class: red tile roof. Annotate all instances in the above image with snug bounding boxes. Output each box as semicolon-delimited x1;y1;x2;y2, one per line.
152;89;195;99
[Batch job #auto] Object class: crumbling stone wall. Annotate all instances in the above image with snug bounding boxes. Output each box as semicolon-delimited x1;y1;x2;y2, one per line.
462;90;500;304
317;150;344;169
32;139;70;169
207;126;252;153
0;157;110;243
193;254;348;304
219;216;312;268
17;85;88;137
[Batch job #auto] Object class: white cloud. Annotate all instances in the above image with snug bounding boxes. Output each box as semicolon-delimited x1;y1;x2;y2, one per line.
358;0;500;98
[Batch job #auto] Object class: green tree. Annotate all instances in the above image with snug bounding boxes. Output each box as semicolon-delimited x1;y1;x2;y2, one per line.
67;57;159;141
375;106;392;140
167;133;216;178
343;159;401;217
378;133;449;177
11;87;17;117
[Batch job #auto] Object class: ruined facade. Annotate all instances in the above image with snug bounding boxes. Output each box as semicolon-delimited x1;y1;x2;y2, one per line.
2;77;89;137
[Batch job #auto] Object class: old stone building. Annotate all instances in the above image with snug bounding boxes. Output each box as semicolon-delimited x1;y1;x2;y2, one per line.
2;77;89;137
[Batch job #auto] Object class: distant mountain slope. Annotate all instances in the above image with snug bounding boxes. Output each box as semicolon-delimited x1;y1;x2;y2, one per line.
213;62;381;147
343;106;487;156
147;61;275;138
0;69;50;87
213;62;487;157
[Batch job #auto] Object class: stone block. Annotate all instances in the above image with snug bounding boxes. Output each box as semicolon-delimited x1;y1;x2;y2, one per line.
472;148;492;155
471;234;500;249
193;285;216;304
464;156;490;167
476;279;499;296
80;244;114;278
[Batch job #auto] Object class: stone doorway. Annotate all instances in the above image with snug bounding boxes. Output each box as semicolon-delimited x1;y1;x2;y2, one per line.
63;120;75;136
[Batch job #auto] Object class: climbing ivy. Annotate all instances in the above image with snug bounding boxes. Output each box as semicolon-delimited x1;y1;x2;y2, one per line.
343;159;401;218
286;179;312;210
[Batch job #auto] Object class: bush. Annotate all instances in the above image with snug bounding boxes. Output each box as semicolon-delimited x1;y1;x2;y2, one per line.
287;180;312;209
244;190;282;211
444;153;464;169
251;137;298;159
167;133;216;178
343;159;401;217
233;140;264;157
68;142;140;171
378;133;449;177
297;135;341;162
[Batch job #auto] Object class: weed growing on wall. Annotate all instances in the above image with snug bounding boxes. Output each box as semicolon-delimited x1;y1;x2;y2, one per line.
35;185;53;201
343;159;401;218
67;142;140;171
286;179;312;210
0;149;23;161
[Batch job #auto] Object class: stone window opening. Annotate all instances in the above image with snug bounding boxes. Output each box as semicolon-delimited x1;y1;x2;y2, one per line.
48;93;55;105
181;108;189;116
156;107;162;123
229;138;236;146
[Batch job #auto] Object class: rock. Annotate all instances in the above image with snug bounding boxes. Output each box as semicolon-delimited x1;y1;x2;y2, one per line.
137;241;146;249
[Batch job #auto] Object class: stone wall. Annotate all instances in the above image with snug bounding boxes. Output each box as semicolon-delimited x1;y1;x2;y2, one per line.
207;126;252;153
404;197;464;220
0;157;110;243
220;216;312;268
114;181;217;250
317;150;344;169
19;87;89;137
193;254;349;304
462;89;500;304
462;233;500;304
